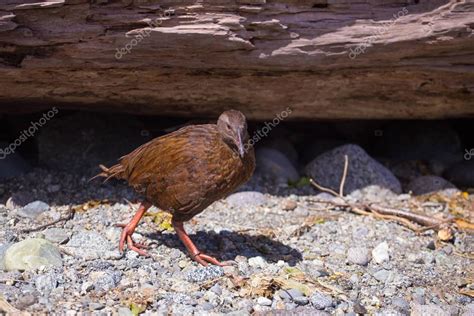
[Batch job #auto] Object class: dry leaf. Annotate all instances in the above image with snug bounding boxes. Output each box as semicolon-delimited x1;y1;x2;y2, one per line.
459;289;474;298
455;218;474;231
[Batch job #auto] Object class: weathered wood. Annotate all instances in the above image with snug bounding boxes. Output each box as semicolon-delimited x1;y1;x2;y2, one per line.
0;0;473;119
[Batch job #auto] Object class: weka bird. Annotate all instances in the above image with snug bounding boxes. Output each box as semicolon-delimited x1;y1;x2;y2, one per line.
95;110;255;266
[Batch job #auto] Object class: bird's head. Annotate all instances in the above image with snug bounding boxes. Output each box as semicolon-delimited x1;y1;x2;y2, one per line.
217;110;249;158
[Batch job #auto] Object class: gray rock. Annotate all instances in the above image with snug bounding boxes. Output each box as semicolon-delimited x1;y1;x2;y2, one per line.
373;269;390;282
117;307;134;316
17;201;50;219
35;270;60;294
444;161;474;187
257;296;272;306
0;243;12;271
372;242;390;264
4;238;62;271
293;296;309;306
89;270;122;291
89;302;105;310
411;303;450;316
186;266;224;283
406;176;457;195
256;147;299;183
287;288;304;299
391;297;410;313
43;228;70;244
15;294;37;309
310;292;333;310
347;247;371;266
64;230;115;260
412;288;426;305
248;256;267;269
305;144;401;194
210;284;222;296
265;138;299;166
226;191;267;208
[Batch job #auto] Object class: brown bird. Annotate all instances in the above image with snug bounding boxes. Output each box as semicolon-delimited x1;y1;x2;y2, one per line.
94;110;255;266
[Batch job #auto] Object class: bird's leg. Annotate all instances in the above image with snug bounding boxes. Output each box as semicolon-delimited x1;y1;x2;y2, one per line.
172;220;227;266
116;201;151;256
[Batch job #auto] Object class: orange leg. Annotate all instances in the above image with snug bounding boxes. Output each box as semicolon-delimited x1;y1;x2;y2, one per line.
172;219;229;266
116;202;151;256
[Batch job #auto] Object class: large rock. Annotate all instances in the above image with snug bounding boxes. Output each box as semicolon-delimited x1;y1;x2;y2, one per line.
305;144;402;194
3;238;62;271
0;1;472;120
406;176;457;195
256;147;299;183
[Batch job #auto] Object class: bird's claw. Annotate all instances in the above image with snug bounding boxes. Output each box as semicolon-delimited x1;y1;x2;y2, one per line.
191;251;231;267
117;223;150;257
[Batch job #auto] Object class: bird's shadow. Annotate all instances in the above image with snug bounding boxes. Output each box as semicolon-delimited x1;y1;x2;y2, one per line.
142;229;302;266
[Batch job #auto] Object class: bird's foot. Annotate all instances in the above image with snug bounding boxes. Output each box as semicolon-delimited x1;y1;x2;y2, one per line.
191;251;231;267
116;223;150;257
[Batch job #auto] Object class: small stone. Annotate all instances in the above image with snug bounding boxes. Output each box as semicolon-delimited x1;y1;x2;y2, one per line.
17;201;50;219
413;288;426;305
117;307;133;316
373;269;390;282
310;293;333;310
278;290;291;301
294;296;309;305
257;296;272;306
44;228;70;244
4;238;62;271
372;242;390;264
353;301;368;314
201;302;214;311
89;302;105;310
282;200;297;211
426;240;436;250
248;256;266;269
89;271;121;291
35;271;60;294
0;243;12;271
347;247;370;266
15;294;37;309
186;266;224;283
210;284;222;296
391;297;409;313
226;191;267;208
287;288;304;299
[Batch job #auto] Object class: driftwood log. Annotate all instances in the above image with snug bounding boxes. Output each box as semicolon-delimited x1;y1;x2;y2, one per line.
0;0;473;119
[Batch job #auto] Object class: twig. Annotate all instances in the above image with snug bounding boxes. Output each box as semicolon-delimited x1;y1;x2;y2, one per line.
308;155;456;232
19;207;75;234
339;155;348;197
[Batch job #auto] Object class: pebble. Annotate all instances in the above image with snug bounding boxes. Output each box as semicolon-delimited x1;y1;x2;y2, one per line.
17;201;50;219
44;228;70;244
310;293;333;310
293;296;309;306
117;307;133;316
35;271;60;294
287;288;304;299
281;199;297;211
353;301;368;314
248;256;266;269
0;243;12;270
186;266;224;283
372;242;390;264
226;191;267;208
64;230;115;260
89;302;105;310
391;297;410;313
257;297;272;306
4;238;62;271
347;247;371;266
373;269;390;282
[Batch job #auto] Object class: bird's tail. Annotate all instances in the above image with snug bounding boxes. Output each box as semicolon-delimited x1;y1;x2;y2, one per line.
89;163;125;183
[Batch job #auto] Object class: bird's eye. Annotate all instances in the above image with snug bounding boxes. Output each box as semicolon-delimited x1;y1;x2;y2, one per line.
226;124;231;130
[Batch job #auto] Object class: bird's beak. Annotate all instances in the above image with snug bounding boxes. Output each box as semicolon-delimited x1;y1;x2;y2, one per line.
237;129;245;158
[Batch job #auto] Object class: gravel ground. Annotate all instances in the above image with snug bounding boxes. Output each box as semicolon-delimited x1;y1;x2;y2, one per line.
0;167;472;315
